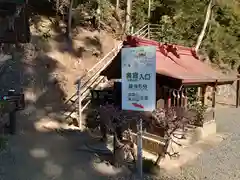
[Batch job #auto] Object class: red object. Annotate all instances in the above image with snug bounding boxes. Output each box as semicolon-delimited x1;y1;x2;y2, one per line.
125;36;236;85
132;103;144;109
101;36;237;85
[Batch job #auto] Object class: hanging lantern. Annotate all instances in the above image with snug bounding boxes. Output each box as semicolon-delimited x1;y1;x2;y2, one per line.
0;0;30;43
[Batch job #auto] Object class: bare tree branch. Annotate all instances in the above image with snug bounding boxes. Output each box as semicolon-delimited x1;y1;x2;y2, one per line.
195;0;213;53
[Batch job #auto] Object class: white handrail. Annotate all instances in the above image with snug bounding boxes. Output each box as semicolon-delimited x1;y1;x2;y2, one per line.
80;42;123;82
133;24;148;36
79;24;150;85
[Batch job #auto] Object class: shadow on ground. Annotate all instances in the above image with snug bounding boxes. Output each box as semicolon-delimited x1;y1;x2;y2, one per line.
0;43;128;180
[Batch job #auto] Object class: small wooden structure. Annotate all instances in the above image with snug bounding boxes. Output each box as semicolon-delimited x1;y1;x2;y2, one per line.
97;36;238;161
101;36;237;121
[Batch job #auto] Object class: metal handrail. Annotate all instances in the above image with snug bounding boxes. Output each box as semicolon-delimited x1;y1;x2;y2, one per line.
78;24;151;97
133;24;148;36
138;28;148;37
79;24;150;94
79;23;150;86
80;43;122;81
80;43;122;84
79;43;123;94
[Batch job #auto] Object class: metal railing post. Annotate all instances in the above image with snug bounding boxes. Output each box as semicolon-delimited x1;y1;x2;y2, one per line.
148;24;150;39
77;80;82;130
8;90;16;134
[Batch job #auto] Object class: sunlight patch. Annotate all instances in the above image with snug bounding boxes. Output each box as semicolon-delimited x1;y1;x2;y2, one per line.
30;148;48;158
24;90;37;102
43;160;63;178
92;161;127;176
34;118;61;132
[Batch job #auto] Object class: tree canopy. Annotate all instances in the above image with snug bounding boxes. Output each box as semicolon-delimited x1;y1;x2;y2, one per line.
28;0;240;69
131;0;240;69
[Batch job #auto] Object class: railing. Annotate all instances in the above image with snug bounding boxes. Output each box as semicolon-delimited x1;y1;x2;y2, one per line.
133;24;162;41
63;43;123;122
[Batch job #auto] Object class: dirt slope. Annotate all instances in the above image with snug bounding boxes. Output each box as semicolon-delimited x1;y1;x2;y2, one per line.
0;16;120;132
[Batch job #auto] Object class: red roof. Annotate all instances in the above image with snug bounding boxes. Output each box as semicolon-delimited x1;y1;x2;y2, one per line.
124;36;236;84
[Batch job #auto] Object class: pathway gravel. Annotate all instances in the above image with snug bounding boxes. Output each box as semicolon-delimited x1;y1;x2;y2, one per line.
0;107;240;180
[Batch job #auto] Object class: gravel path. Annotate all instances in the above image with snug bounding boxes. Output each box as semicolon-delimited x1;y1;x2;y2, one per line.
112;107;240;180
176;107;240;180
0;107;239;180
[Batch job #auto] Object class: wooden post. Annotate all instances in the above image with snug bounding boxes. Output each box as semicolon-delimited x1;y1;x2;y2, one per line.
197;87;201;99
183;88;188;108
201;85;207;105
148;24;150;39
168;90;171;108
236;67;240;108
164;89;171;109
212;82;217;120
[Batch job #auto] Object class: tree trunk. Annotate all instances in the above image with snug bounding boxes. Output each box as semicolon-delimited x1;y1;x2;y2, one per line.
66;0;74;39
125;0;132;34
116;0;119;10
55;0;60;26
195;0;213;53
97;0;101;30
148;0;151;19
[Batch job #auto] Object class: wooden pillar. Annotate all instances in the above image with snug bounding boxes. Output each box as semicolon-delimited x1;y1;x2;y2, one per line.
197;87;201;99
236;74;240;108
212;82;217;120
183;88;188;108
164;89;171;109
236;66;240;108
201;85;207;105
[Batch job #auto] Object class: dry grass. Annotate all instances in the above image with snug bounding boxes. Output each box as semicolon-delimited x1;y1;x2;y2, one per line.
30;16;119;98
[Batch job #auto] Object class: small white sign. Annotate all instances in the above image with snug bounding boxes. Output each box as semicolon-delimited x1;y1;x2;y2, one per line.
121;46;156;111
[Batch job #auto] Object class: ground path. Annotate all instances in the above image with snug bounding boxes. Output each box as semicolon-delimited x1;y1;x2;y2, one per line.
0;107;239;180
173;107;240;180
0;53;240;180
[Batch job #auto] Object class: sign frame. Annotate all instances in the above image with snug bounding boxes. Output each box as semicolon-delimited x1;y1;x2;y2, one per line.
121;46;156;112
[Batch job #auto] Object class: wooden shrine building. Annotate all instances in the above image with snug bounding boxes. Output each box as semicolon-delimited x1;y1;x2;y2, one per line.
101;36;237;120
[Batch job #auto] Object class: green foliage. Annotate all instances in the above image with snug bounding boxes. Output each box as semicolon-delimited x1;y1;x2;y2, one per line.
186;87;198;104
188;101;208;126
0;136;7;151
34;0;240;68
130;0;240;68
131;0;149;28
186;87;207;126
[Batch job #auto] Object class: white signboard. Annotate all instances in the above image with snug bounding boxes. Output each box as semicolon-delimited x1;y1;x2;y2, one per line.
121;46;156;111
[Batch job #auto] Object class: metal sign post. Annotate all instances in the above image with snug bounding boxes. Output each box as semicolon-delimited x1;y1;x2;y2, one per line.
77;80;82;130
121;46;156;179
137;118;143;179
8;89;16;134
